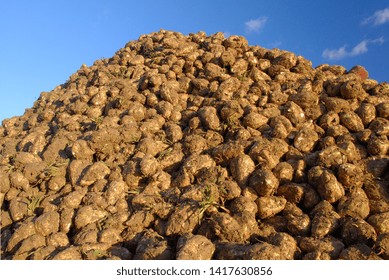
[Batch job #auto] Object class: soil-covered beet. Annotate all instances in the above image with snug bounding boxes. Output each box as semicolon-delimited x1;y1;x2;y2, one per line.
1;30;389;260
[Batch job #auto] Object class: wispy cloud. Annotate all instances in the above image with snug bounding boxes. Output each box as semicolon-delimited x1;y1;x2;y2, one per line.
362;7;389;26
322;37;385;60
245;17;268;33
323;46;348;60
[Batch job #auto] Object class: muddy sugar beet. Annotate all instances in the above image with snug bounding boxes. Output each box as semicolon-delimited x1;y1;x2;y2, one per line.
1;30;389;260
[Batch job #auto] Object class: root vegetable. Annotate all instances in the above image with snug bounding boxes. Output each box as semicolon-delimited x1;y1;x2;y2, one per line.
256;196;287;219
282;101;305;126
341;216;377;245
339;111;364;132
293;125;319;152
34;211;60;236
337;163;364;189
273;162;294;184
340;80;367;100
122;211;155;241
6;220;36;253
243;112;268;129
276;183;304;204
316;170;345;203
299;236;344;259
369;118;389;136
212;141;244;165
357;103;376;126
165;204;201;236
229;154;255;187
311;206;340;238
176;234;215;260
202;212;245;242
337;187;370;219
339;244;381;260
52;246;82;260
229;196;257;217
367;135;389;155
74;206;108;230
368;212;389;235
104;180;127;206
9;197;29;222
13;234;46;260
374;233;389;259
266;232;299;259
47;232;69;247
317;146;347;168
249;168;279;197
285;213;310;236
198;106;220;130
376;102;389;118
214;174;237;197
1;30;388;260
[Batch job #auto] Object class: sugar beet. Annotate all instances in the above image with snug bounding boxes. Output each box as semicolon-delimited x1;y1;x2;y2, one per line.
1;30;388;260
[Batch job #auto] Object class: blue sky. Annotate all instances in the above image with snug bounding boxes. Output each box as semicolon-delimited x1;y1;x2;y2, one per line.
1;0;388;122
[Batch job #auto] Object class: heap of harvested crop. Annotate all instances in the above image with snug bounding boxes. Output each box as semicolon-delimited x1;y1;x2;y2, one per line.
1;30;389;260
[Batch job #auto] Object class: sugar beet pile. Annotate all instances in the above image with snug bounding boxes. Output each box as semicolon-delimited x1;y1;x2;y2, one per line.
1;30;389;260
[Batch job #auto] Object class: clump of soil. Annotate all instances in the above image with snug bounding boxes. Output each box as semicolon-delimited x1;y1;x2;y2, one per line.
1;30;389;260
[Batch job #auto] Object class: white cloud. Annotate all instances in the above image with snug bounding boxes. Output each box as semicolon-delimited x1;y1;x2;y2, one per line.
350;40;369;56
322;37;385;60
372;37;385;44
322;46;348;60
245;17;268;33
362;7;389;25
